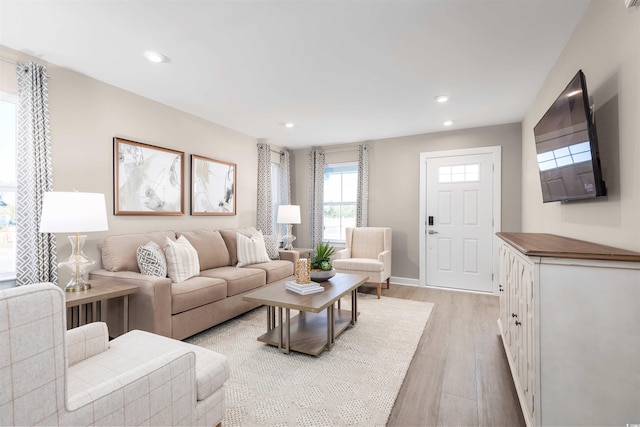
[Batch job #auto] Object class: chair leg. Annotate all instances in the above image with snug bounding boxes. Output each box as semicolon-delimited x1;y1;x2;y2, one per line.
377;282;381;299
386;277;390;289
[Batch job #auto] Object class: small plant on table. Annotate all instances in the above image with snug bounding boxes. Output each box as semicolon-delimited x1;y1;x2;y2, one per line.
311;242;336;271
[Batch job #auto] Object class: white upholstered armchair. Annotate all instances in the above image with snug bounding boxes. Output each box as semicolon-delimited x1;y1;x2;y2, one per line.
0;283;229;426
332;227;392;299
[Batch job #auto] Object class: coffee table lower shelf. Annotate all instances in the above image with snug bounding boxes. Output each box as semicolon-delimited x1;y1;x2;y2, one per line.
258;308;355;356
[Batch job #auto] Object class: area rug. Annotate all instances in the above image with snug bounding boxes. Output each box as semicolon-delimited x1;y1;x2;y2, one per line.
186;294;433;426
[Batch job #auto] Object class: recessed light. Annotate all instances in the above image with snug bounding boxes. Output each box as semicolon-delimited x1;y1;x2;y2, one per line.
435;95;450;103
443;120;453;126
143;50;168;63
284;122;295;128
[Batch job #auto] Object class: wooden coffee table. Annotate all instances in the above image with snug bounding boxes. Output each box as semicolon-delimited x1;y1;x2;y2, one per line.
242;273;368;356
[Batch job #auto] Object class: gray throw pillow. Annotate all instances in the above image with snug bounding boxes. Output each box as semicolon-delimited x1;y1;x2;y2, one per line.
136;241;167;277
263;234;281;260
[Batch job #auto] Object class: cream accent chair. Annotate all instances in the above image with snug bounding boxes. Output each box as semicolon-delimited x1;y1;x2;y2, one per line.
332;227;392;299
0;283;229;426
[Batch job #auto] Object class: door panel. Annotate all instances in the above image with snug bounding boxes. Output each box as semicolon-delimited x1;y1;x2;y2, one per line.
426;153;493;292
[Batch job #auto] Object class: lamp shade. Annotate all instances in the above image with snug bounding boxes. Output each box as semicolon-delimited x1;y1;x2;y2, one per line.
277;205;301;224
40;191;109;233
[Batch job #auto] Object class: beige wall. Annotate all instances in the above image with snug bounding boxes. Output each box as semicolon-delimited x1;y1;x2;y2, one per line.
291;122;522;281
521;1;640;250
1;46;258;283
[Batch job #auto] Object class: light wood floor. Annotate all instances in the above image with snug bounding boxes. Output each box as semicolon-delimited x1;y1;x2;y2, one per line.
358;284;525;427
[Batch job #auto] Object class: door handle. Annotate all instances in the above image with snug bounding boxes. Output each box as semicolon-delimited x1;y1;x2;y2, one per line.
428;230;439;234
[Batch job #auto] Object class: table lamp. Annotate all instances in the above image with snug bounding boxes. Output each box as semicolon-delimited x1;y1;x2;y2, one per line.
39;191;109;292
277;205;301;250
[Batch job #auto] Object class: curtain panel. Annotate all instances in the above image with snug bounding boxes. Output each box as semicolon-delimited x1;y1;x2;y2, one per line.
308;149;325;248
356;144;369;227
278;150;291;237
256;142;273;235
15;62;56;286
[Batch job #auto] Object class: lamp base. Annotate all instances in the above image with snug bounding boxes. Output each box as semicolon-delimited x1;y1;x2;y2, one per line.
283;224;296;251
58;234;95;293
64;283;91;292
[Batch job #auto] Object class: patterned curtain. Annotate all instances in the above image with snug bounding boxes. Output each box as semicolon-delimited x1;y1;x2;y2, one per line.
356;144;369;227
16;62;56;286
256;142;272;234
308;149;325;247
279;150;291;237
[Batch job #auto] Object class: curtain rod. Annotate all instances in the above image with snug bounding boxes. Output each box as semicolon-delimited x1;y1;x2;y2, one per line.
321;145;368;154
0;58;17;66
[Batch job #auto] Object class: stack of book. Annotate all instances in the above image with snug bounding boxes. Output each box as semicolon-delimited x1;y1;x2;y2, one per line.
285;280;324;295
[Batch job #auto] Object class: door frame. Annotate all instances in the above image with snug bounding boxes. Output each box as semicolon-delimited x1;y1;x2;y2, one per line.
419;146;502;294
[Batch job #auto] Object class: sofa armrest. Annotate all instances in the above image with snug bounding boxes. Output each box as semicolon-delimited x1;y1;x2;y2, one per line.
334;248;351;259
378;250;392;278
66;322;109;367
89;269;173;338
278;250;299;264
66;348;197;419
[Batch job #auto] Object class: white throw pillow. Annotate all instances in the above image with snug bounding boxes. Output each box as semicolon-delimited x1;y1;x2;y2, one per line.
237;230;270;267
136;241;167;277
163;235;200;283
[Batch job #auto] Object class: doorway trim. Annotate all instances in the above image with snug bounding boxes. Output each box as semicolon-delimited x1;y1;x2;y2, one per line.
419;146;502;294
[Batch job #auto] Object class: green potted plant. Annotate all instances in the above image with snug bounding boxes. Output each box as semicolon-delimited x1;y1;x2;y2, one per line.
310;242;337;281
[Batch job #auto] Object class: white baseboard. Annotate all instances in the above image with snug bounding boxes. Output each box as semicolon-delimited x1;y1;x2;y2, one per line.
390;276;422;287
389;276;496;296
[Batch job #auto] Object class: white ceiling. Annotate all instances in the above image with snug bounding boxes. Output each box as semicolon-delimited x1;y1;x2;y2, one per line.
0;0;590;149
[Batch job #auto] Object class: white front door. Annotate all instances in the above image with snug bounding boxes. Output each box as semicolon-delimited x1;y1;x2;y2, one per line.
425;152;495;292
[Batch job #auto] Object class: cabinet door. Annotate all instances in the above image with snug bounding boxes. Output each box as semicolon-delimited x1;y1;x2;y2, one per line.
498;243;509;339
520;265;535;417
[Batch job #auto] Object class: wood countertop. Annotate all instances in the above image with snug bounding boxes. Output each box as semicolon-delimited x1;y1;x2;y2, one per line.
496;232;640;262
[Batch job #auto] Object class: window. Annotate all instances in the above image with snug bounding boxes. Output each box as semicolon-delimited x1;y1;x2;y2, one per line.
438;164;479;183
271;162;279;235
0;95;17;280
323;162;357;242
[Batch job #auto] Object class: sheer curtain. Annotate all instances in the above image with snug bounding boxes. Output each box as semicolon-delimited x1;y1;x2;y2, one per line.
278;149;291;238
308;149;325;248
15;62;56;286
356;144;369;227
256;142;273;234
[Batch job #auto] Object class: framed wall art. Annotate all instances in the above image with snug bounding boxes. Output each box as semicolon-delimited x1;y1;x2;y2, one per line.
113;137;184;215
191;154;236;215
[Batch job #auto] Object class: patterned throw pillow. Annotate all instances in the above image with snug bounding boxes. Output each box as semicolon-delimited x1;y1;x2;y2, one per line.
237;230;271;267
136;241;167;277
263;234;281;260
163;235;200;283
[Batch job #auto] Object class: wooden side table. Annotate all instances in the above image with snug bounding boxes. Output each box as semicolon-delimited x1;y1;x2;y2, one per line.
64;279;138;331
291;248;314;258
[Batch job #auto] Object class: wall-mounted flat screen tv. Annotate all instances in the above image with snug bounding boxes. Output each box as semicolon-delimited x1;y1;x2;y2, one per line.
533;70;606;203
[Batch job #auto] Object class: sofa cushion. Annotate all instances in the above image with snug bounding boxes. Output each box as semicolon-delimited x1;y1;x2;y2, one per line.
200;266;266;296
164;236;200;283
247;260;294;283
351;228;385;259
178;230;230;270
136;241;167;277
100;330;230;401
237;231;270;267
100;231;176;272
171;276;227;315
219;227;257;266
333;258;384;272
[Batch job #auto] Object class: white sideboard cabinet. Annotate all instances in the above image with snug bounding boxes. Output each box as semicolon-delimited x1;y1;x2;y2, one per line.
497;232;640;427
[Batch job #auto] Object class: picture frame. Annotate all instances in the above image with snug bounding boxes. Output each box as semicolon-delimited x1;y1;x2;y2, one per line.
113;137;184;215
191;154;236;216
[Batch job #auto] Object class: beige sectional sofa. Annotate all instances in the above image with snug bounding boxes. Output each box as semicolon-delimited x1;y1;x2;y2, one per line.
89;227;296;340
